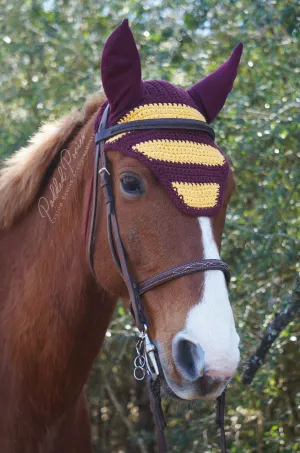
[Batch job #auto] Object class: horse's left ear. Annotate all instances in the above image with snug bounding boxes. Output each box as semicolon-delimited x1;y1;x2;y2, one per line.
187;43;243;123
101;19;143;123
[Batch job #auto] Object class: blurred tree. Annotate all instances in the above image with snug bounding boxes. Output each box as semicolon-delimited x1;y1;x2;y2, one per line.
1;0;299;451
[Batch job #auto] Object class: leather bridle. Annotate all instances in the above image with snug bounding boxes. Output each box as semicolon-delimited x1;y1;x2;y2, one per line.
87;104;230;453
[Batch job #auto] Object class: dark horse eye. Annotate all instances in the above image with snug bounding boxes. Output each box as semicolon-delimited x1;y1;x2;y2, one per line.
120;173;145;195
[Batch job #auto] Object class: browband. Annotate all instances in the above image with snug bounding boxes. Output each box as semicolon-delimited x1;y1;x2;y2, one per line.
95;117;215;143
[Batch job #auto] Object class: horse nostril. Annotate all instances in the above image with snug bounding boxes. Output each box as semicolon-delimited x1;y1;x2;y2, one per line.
173;336;206;382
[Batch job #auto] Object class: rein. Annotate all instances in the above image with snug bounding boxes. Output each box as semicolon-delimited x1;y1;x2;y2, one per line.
87;104;229;453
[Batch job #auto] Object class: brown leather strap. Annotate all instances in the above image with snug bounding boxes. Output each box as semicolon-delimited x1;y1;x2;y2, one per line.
86;105;108;277
216;391;227;453
147;376;167;453
99;144;149;330
87;104;148;330
139;259;230;295
148;377;228;453
95;117;215;142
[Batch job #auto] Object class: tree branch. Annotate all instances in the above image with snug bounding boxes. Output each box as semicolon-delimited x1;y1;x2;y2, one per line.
242;276;300;385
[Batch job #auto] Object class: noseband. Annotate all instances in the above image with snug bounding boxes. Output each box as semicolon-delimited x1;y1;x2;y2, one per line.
87;104;230;453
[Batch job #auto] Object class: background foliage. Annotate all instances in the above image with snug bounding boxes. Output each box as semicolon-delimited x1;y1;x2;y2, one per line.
1;0;299;451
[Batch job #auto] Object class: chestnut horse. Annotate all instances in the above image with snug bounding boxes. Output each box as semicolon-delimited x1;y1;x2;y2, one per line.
0;21;242;453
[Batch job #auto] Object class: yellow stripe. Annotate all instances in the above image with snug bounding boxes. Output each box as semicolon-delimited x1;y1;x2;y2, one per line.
118;103;206;123
132;140;224;166
106;132;129;143
172;182;219;209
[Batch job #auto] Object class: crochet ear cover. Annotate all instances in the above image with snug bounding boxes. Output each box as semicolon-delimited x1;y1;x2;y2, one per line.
100;19;143;125
187;42;243;123
98;20;243;216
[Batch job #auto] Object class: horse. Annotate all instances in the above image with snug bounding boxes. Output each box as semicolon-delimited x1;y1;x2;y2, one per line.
0;20;242;453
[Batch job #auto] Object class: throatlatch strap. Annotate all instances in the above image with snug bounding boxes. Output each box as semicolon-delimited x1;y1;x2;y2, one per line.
216;391;227;453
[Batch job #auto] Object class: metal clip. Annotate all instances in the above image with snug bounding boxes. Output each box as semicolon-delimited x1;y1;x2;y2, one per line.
98;167;110;176
133;332;146;381
144;333;160;381
133;355;146;380
133;328;159;382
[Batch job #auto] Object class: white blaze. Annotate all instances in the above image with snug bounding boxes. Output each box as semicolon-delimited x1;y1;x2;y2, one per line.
184;217;240;378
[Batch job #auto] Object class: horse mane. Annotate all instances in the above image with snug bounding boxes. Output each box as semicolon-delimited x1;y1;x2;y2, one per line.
0;94;105;230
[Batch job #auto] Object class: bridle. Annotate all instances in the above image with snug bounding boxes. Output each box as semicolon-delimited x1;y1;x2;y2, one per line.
87;104;230;453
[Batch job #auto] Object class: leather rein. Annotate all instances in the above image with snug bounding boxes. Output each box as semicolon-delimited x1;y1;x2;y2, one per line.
87;104;229;453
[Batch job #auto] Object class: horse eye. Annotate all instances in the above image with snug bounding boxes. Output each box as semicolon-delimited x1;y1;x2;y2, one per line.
120;174;145;195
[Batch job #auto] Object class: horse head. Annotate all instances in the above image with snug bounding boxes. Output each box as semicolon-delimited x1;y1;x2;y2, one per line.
91;20;243;401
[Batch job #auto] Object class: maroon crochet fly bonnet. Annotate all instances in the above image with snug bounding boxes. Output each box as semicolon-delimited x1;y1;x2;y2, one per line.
95;20;243;216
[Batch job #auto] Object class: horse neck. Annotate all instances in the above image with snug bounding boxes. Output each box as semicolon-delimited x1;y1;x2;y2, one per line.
1;115;117;426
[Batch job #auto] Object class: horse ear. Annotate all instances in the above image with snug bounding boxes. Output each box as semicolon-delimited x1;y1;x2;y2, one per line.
101;19;143;122
187;43;243;123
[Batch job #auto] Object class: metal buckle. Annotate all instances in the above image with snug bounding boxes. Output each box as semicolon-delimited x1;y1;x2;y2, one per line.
133;325;159;382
